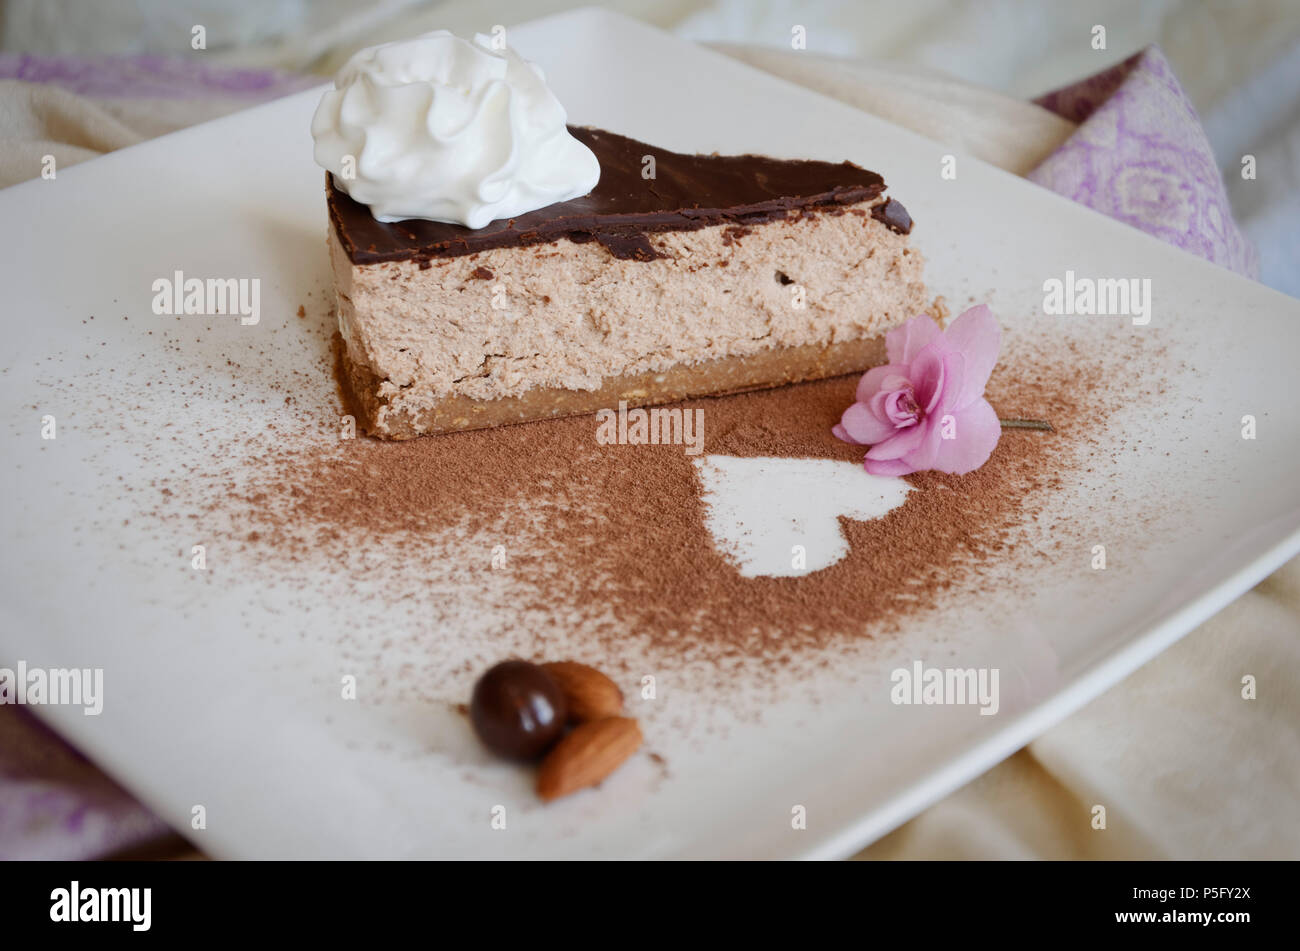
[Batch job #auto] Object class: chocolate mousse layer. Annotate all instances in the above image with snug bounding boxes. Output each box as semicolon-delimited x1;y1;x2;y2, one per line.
328;126;904;265
327;125;933;439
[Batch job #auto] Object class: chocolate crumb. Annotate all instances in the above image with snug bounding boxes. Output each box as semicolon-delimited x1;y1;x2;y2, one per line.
871;198;913;235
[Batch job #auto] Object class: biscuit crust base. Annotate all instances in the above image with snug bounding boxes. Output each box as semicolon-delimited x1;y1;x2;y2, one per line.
336;332;889;439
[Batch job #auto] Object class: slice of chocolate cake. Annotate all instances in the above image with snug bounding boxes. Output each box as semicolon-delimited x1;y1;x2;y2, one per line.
328;126;935;439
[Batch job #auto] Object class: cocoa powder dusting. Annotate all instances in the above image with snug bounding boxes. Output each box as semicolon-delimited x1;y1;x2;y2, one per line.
211;328;1125;672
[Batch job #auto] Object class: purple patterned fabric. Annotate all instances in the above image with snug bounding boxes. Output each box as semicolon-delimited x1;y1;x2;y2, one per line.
0;47;1261;860
1029;46;1259;279
0;707;170;859
0;53;318;100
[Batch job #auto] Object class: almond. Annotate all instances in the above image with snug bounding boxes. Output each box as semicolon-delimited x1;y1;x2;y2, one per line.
541;661;623;722
536;717;642;802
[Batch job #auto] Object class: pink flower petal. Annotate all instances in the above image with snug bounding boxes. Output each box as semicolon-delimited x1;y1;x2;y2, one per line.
900;416;947;471
832;422;853;443
933;351;966;415
864;456;915;477
884;315;941;365
868;389;891;419
908;347;947;412
839;401;896;445
864;419;930;461
855;363;908;403
883;389;918;426
930;398;1002;474
942;305;1001;409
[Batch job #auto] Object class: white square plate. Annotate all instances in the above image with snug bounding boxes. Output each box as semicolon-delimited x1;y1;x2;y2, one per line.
3;8;1298;859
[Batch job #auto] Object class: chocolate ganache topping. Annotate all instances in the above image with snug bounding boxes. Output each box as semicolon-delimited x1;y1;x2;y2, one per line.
328;126;908;265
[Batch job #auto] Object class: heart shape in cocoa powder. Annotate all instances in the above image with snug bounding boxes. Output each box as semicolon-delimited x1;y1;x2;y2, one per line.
693;454;911;578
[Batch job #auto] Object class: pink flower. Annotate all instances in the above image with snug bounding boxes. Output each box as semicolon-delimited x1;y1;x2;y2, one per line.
833;306;1002;476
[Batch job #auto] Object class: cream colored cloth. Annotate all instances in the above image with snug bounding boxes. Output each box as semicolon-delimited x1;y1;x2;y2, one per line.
0;79;285;188
866;559;1300;859
1;45;1296;860
708;45;1076;175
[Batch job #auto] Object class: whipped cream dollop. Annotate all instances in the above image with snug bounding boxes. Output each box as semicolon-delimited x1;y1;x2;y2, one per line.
311;31;600;227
